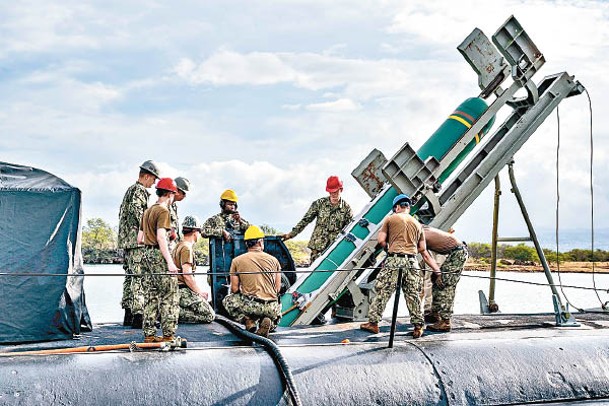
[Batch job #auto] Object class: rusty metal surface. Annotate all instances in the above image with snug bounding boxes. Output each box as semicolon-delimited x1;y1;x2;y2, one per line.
351;148;387;198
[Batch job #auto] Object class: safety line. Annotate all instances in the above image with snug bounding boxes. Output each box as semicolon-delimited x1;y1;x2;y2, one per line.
553;104;582;311
585;88;604;308
1;267;607;294
552;87;603;312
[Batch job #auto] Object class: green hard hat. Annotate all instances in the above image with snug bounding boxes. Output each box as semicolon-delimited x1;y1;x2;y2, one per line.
182;215;202;230
175;176;191;193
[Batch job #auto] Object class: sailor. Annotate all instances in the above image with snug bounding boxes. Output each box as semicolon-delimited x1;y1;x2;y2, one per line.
169;176;190;249
137;178;181;343
174;215;215;324
117;159;160;329
360;194;442;339
202;189;249;241
223;225;282;337
420;251;447;323
282;175;353;263
419;227;453;322
422;225;468;332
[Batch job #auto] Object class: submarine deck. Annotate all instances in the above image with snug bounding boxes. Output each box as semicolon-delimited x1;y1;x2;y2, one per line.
2;311;609;352
3;312;609;405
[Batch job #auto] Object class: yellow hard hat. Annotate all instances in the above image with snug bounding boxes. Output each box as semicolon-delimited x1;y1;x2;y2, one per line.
220;189;238;202
244;225;265;241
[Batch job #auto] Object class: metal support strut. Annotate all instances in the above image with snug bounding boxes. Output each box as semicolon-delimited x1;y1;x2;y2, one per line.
482;160;579;326
488;175;501;313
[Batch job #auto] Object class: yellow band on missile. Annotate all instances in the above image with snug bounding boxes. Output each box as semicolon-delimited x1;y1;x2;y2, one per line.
448;115;472;128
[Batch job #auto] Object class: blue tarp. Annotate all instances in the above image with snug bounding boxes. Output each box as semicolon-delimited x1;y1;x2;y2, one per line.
0;162;91;343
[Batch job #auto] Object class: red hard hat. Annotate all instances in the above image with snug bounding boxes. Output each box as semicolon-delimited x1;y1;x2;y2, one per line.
326;176;343;192
156;177;178;193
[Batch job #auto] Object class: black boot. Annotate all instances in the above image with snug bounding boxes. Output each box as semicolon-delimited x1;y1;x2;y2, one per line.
131;313;143;329
123;308;133;326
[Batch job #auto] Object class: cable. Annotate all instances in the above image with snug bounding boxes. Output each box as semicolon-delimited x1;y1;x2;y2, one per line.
1;266;607;294
553;106;583;311
213;315;302;406
584;88;605;309
553;87;604;312
456;271;606;293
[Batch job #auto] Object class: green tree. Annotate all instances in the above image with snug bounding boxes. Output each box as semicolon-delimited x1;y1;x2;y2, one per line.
503;243;538;262
467;242;492;259
194;237;210;265
542;248;565;264
82;218;116;251
564;248;587;261
596;250;609;261
284;239;311;267
260;224;280;236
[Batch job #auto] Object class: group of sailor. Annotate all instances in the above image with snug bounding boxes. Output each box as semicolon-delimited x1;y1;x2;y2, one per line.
359;194;469;338
118;159;468;342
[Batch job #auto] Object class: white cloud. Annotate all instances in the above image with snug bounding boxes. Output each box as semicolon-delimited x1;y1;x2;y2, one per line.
0;3;99;56
305;98;360;112
1;0;607;247
74;158;369;241
171;49;468;110
173;51;299;86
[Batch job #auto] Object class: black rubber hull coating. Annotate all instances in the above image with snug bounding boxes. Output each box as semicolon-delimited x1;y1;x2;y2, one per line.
1;334;609;405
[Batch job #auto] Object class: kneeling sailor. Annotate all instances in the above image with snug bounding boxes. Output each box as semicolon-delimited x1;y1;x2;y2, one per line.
223;225;282;337
174;215;215;324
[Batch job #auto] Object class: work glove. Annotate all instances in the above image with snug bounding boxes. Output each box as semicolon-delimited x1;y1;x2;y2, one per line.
431;272;445;289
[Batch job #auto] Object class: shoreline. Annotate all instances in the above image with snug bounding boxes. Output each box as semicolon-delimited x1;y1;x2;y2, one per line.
83;261;609;274
466;261;609;274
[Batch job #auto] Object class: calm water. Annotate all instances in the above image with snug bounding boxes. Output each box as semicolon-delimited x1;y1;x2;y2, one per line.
83;264;609;324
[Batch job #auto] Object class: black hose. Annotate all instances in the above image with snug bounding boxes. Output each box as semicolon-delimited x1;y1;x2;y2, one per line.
214;315;302;406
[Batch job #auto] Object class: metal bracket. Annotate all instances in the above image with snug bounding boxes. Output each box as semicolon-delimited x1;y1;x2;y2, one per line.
493;15;545;84
458;27;510;98
479;290;490;314
357;218;370;228
382;142;440;197
351;148;388;198
552;295;580;327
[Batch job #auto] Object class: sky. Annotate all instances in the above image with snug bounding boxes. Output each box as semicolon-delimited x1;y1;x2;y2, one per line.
1;0;608;248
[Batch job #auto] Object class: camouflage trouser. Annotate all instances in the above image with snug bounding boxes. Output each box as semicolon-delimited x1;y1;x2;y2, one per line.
121;247;145;314
223;293;281;329
420;253;447;315
179;288;215;324
420;268;433;315
432;247;468;320
368;256;423;325
310;249;322;263
141;248;179;337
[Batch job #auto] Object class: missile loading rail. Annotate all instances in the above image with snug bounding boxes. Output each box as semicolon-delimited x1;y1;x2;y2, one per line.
280;15;584;327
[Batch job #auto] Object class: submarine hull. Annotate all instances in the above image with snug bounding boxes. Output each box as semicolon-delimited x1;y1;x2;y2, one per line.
2;315;609;405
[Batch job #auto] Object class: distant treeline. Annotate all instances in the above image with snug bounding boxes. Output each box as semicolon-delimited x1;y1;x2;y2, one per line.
81;218;607;265
81;218;209;264
81;218;310;266
467;242;609;263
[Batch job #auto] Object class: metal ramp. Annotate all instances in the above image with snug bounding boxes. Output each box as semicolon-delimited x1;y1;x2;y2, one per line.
279;15;584;326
